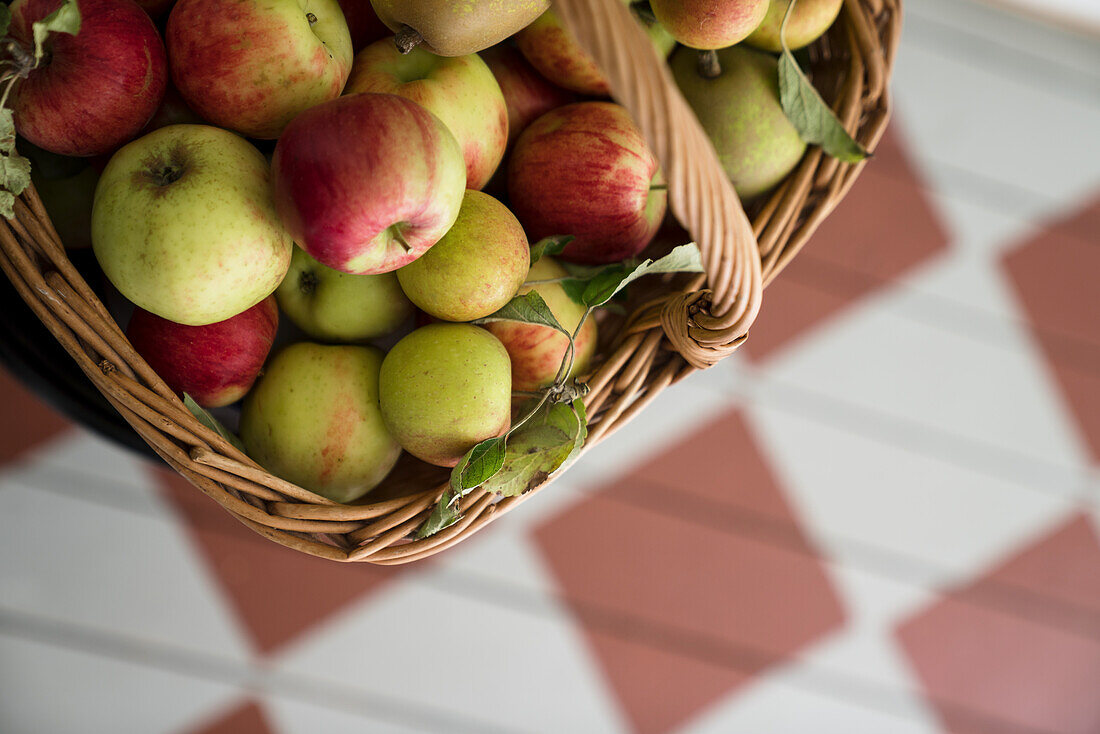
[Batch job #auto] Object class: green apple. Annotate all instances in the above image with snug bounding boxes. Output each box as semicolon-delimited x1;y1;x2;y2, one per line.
746;0;844;52
240;342;401;503
379;323;511;467
92;124;293;325
484;256;598;392
344;41;507;190
277;246;412;342
671;46;806;200
396;191;529;322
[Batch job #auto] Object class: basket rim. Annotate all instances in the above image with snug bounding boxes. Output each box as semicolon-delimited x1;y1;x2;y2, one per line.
0;0;901;564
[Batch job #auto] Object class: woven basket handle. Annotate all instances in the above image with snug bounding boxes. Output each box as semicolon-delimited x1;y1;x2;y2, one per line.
553;0;763;369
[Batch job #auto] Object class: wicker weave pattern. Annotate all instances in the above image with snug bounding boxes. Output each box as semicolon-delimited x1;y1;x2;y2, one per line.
0;0;900;563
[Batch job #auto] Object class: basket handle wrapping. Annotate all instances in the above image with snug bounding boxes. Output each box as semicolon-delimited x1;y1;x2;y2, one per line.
553;0;764;369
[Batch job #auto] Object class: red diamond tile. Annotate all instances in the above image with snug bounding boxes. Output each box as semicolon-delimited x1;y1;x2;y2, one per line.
1001;194;1100;463
896;513;1100;734
746;120;951;361
154;467;410;656
0;365;73;468
185;700;275;734
533;410;846;734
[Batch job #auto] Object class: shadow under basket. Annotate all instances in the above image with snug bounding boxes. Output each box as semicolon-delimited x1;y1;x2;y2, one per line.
0;0;901;563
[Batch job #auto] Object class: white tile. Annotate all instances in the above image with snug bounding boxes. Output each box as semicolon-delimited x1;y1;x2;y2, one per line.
264;695;437;734
0;633;240;734
745;399;1076;590
759;275;1091;485
277;576;627;734
891;43;1100;222
0;481;251;663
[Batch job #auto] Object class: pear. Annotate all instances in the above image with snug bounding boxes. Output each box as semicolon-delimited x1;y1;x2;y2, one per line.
371;0;550;56
671;46;806;200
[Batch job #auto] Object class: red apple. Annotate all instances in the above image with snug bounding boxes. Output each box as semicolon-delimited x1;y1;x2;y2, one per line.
344;41;507;190
166;0;353;139
508;102;666;265
480;44;575;148
126;296;279;408
272;93;466;275
651;0;768;50
514;9;609;96
337;0;390;51
8;0;167;157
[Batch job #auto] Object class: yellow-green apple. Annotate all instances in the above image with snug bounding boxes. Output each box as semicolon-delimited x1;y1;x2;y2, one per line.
480;44;575;148
166;0;353;139
651;0;768;49
396;191;528;322
92;124;294;325
240;342;401;502
671;46;806;199
379;323;510;467
369;0;549;56
484;256;597;391
746;0;844;52
514;9;609;96
127;296;278;408
344;41;507;190
508;102;666;264
9;0;167;157
271;93;466;275
337;0;390;51
277;246;412;341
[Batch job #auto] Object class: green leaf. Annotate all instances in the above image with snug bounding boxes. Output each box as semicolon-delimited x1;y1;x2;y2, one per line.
482;398;587;497
0;153;31;195
528;235;573;265
580;242;704;308
450;435;507;492
0;5;12;40
416;486;462;538
33;0;82;64
474;290;568;335
0;109;17;154
777;1;868;163
0;191;14;220
183;394;246;454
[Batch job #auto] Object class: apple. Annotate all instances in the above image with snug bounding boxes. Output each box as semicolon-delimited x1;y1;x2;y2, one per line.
166;0;353;139
514;9;609;96
127;296;278;408
92;124;294;326
396;190;529;322
746;0;844;52
508;102;666;265
480;45;575;148
650;0;768;49
277;246;412;341
337;0;390;51
271;93;466;275
344;41;507;190
8;0;167;157
484;256;597;392
379;323;511;467
240;342;401;502
671;46;806;199
368;0;550;57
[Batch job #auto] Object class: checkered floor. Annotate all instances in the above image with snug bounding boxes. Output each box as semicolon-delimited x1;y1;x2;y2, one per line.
2;1;1099;732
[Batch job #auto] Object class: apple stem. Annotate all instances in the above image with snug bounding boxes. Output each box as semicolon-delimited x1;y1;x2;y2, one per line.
306;11;318;24
392;227;413;253
394;24;424;54
697;49;722;79
649;183;668;192
298;270;318;297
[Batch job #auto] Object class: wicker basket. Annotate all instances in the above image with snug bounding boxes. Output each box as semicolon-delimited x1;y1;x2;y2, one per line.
0;0;900;563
